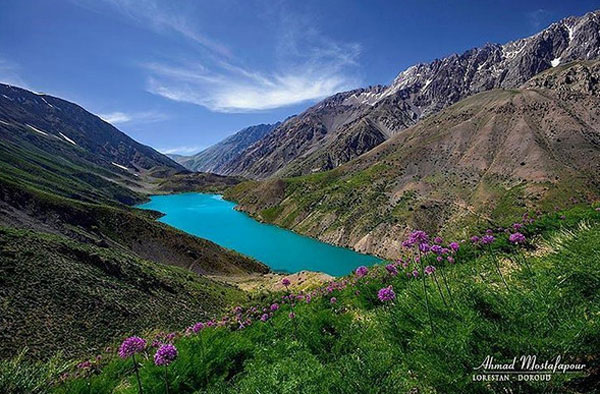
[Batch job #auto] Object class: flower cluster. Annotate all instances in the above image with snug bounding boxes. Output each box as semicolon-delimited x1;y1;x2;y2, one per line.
154;344;178;366
377;286;396;302
118;336;146;359
355;266;369;278
509;232;526;244
66;201;598;386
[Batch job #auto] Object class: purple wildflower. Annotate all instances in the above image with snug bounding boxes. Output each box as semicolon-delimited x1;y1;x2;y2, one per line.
509;232;526;244
412;270;419;278
289;312;296;319
424;265;436;275
481;235;495;245
118;336;146;359
330;297;337;304
192;322;205;333
154;344;177;366
385;264;399;276
409;230;429;244
77;360;92;370
471;236;480;244
419;243;431;253
270;303;279;311
355;266;369;278
282;278;291;287
377;286;396;302
447;256;455;264
430;244;443;255
449;242;460;252
434;236;443;244
513;223;523;230
260;313;269;322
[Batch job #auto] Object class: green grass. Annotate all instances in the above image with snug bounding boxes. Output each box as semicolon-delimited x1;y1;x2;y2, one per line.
0;227;247;363
34;205;600;393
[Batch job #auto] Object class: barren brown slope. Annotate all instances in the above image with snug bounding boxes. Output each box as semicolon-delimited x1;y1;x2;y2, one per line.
225;62;600;259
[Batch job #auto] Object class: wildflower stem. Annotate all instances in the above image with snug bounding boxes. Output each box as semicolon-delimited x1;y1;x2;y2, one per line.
432;272;448;307
164;365;169;394
131;354;143;394
418;251;435;334
438;268;453;302
488;246;509;290
200;332;207;388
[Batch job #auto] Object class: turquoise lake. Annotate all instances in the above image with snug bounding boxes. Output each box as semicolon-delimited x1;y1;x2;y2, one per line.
137;193;380;276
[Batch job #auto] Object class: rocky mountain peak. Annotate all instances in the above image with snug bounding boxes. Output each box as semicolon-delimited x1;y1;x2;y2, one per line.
216;9;600;179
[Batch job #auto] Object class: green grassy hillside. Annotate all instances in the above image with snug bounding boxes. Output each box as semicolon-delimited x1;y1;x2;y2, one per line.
8;204;596;393
0;227;246;362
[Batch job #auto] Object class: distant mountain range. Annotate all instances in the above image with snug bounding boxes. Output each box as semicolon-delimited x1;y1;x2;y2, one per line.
226;60;600;258
171;122;280;173
205;9;600;179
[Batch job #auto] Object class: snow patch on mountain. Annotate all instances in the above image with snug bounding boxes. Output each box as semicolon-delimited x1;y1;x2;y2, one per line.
111;162;129;171
26;124;48;136
551;58;562;67
59;132;77;145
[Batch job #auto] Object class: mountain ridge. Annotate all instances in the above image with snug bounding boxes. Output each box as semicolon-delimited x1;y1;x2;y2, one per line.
172;122;280;173
219;9;600;179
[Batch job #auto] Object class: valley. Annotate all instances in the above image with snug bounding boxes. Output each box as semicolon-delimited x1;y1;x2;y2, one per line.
1;5;600;393
137;193;379;276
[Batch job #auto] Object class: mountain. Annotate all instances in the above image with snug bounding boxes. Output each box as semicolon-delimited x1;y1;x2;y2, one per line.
220;9;600;179
173;122;280;173
0;84;268;360
225;61;600;258
0;84;184;175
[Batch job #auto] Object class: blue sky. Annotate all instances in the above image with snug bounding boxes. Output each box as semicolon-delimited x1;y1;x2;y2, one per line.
1;0;599;155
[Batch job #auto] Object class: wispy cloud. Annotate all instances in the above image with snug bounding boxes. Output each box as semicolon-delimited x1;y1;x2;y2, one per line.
144;57;360;112
0;57;28;88
158;145;204;155
99;110;168;124
527;9;551;31
143;16;361;112
73;0;231;57
74;0;362;113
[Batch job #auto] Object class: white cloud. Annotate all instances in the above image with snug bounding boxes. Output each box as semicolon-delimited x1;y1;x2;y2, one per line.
527;9;551;30
158;145;204;155
74;0;362;112
144;60;359;112
99;110;168;124
142;18;362;112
